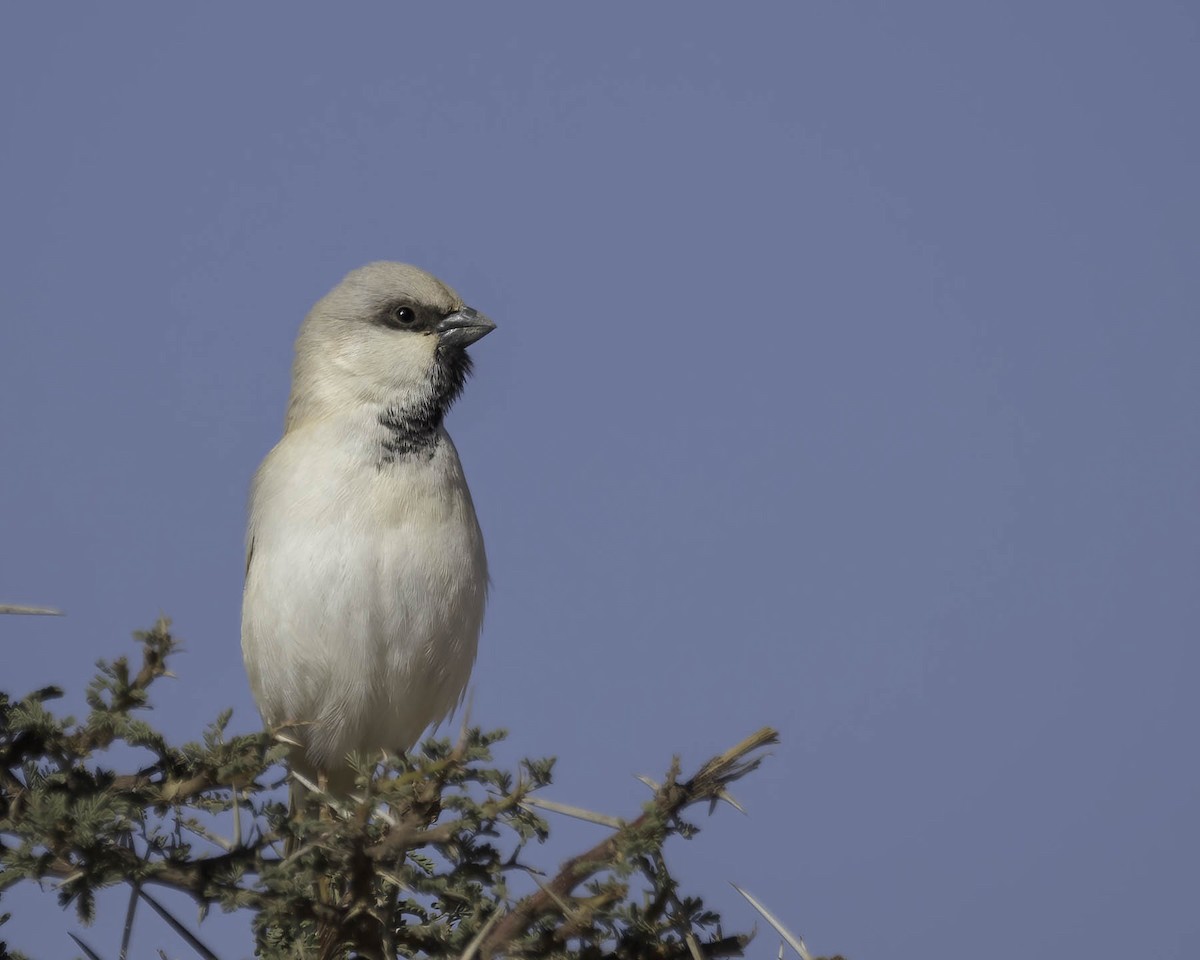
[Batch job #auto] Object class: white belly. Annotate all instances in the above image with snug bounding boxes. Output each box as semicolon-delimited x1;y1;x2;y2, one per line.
241;418;487;772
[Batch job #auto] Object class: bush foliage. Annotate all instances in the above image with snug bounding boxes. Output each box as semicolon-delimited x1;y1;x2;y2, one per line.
0;619;821;960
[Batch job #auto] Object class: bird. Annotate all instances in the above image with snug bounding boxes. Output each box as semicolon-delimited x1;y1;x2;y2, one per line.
241;262;495;798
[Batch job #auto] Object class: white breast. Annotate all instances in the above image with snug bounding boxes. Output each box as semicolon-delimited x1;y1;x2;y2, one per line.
241;411;487;772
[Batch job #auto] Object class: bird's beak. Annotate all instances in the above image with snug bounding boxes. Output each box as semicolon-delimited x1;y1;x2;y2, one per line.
437;307;496;349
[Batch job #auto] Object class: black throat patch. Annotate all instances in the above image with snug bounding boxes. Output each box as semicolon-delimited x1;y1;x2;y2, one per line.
377;348;473;465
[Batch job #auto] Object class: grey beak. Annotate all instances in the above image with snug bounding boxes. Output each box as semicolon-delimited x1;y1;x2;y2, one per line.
437;307;496;349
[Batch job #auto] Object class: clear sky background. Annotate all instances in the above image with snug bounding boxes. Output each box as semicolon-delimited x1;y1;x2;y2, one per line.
2;4;1197;959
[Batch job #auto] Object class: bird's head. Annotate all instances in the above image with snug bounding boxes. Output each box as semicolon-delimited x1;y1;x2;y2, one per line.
285;262;496;431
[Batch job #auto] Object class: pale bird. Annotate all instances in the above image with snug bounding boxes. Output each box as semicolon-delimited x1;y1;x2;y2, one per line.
241;262;495;796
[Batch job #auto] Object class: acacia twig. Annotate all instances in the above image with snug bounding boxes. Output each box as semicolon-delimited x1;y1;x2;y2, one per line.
478;727;779;958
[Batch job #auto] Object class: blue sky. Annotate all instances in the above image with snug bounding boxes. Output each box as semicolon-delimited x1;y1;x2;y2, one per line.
2;4;1198;958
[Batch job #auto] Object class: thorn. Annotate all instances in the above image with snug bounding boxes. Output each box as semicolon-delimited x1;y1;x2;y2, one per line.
138;890;223;960
119;882;140;960
377;869;411;891
373;804;397;826
458;909;504;960
68;933;108;960
730;884;810;960
177;818;233;852
0;604;63;616
289;769;320;793
231;784;242;849
458;687;475;745
520;796;623;829
717;789;746;814
532;876;580;919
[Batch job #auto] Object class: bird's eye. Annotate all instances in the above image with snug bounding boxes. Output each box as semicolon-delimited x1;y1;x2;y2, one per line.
387;305;418;328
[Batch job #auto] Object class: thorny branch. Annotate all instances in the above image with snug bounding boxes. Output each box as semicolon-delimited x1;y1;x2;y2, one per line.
0;620;819;960
478;728;779;959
